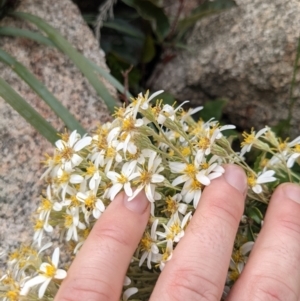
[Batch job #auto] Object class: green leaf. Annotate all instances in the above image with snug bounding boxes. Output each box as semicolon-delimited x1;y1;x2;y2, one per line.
121;0;170;41
141;34;156;63
247;207;263;224
0;26;54;46
103;19;145;39
177;0;236;41
0;77;58;144
0;48;86;135
0;26;132;99
149;91;175;106
200;99;228;121
11;11;118;113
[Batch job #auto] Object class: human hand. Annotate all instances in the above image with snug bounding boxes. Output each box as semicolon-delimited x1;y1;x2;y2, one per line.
54;164;300;301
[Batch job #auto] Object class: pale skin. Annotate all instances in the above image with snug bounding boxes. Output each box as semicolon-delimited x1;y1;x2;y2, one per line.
54;164;300;301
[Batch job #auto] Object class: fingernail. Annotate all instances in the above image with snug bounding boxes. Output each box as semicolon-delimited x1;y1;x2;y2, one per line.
283;183;300;204
124;191;149;213
224;165;247;194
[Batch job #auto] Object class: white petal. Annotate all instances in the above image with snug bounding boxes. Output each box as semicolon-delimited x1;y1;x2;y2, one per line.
196;173;210;186
151;174;165;183
252;184;262;194
38;278;51;299
148;90;164;102
20;276;47;296
68;130;78;147
71;154;83;167
109;183;123;200
255;127;268;138
107;171;120;182
55;269;67;280
172;175;188;187
169;162;186;173
52;247;60;267
93;208;101;219
124;182;133;197
240;241;254;255
70;174;83;184
123;287;138;301
123;276;131;286
96;200;105;212
74;136;92;152
55;140;64;151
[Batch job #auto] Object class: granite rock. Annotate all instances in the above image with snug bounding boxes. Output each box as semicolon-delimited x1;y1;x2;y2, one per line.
0;0;117;264
150;0;300;136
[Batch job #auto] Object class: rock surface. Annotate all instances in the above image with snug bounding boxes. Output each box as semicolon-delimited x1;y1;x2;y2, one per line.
150;0;300;136
0;0;117;264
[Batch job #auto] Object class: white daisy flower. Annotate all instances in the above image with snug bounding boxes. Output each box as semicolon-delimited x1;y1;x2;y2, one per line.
156;211;192;243
107;160;139;200
77;179;105;222
157;101;189;125
129;150;165;203
139;219;159;269
55;130;92;172
64;207;86;241
20;248;67;298
240;127;269;157
247;169;276;194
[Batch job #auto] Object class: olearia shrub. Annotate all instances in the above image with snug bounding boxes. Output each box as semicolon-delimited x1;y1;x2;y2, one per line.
1;90;300;301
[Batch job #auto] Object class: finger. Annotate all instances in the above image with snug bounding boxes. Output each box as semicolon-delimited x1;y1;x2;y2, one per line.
150;164;247;301
55;191;150;301
227;183;300;301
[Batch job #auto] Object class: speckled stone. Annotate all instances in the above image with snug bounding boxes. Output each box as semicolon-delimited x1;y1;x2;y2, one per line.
150;0;300;136
0;0;117;266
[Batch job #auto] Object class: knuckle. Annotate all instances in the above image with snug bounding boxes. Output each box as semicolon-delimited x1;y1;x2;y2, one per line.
59;277;116;301
94;222;132;249
165;267;220;301
249;275;297;301
277;216;300;238
209;200;242;228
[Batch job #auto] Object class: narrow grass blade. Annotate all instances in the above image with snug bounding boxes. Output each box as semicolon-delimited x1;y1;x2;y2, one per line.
0;48;86;135
11;11;119;113
0;26;132;99
0;26;54;46
0;77;58;144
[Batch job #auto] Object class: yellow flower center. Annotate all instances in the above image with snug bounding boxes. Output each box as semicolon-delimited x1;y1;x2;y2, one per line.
34;220;44;231
294;144;300;153
198;137;210;150
139;170;152;184
162;196;178;215
60;146;74;161
40;198;52;211
241;130;255;146
200;162;209;170
184;164;196;178
162;249;171;261
166;222;181;241
117;174;128;184
6;290;19;301
55;171;70;184
190;178;203;191
228;269;240;282
64;214;73;227
247;175;256;187
44;264;56;278
85;195;96;211
180;146;191;157
232;250;244;263
70;195;80;207
86;162;97;175
141;233;153;251
122;117;135;132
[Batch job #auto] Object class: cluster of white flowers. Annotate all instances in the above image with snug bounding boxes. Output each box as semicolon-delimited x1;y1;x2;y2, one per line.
2;91;300;301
